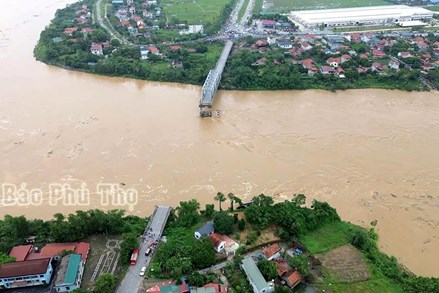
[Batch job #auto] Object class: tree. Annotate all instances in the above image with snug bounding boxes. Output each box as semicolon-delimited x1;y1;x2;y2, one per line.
237;219;246;231
252;194;274;206
110;39;121;47
287;254;310;278
258;259;277;280
175;199;200;227
120;233;139;265
213;212;235;235
214;192;226;211
0;253;15;265
94;273;117;293
203;204;215;218
228;193;235;210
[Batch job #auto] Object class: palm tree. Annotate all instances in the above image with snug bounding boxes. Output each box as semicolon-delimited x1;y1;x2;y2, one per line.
228;193;235;210
214;192;226;211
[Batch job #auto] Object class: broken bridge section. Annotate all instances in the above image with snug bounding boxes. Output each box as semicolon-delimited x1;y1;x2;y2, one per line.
199;40;234;117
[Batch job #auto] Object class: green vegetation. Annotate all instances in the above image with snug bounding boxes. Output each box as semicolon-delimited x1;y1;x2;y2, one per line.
94;273;118;293
299;221;351;254
162;0;230;24
119;233;140;264
224;261;252;292
267;0;390;13
213;212;235;235
253;0;263;16
149;227;216;279
287;254;311;278
0;253;15;265
214;192;227;211
258;259;278;280
0;210;146;256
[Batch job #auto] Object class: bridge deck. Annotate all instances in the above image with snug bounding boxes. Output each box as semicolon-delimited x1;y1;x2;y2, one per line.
199;40;234;117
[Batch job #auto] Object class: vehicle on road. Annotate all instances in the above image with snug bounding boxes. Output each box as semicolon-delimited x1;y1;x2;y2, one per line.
140;266;146;276
130;248;139;265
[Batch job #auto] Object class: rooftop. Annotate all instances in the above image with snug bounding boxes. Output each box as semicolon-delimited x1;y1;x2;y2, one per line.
241;257;271;292
196;221;214;236
55;254;81;286
9;244;32;261
0;258;51;278
262;243;281;259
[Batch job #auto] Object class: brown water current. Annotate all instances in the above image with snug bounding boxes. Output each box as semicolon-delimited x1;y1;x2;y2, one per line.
0;0;438;277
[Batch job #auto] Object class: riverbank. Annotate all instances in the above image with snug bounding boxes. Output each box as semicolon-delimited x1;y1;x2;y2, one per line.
33;0;438;91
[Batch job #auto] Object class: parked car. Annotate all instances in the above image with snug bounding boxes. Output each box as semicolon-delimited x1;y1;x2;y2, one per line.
140;266;147;276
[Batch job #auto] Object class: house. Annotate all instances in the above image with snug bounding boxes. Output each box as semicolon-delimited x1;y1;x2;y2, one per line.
277;39;292;49
209;233;226;253
140;45;150;59
398;51;412;58
252;57;268;66
195;221;214;239
389;60;400;70
54;254;85;292
170;45;181;51
241;257;274;293
336;67;346;78
81;27;93;34
372;50;386;59
359;53;368;59
9;245;33;261
129;6;136;14
261;20;276;29
0;258;53;289
143;10;153;18
147;0;157;4
341;54;351;63
275;260;289;277
149;45;160;55
357;66;369;74
262;244;281;261
301;58;317;75
421;53;431;61
255;40;268;47
90;43;103;55
320;66;335;75
301;42;312;51
417;41;428;50
128;26;139;35
63;27;78;36
327;57;340;67
179;25;203;35
172;60;183;68
24;242;90;261
146;280;189;293
192;283;228;293
371;62;385;72
283;270;302;289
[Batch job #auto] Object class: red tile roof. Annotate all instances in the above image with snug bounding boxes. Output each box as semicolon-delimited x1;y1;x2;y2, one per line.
40;243;77;257
209;233;225;250
203;283;228;292
276;260;289;277
285;270;302;287
9;245;32;262
262;243;281;259
0;258;51;278
262;20;276;26
75;242;91;261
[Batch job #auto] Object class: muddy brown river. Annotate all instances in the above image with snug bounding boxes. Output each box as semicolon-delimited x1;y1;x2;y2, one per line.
0;0;438;277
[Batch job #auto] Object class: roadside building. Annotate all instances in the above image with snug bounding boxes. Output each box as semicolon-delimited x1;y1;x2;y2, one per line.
0;258;53;289
289;5;433;29
54;254;85;292
209;233;226;253
192;283;228;292
241;257;274;293
195;221;214;239
262;244;281;261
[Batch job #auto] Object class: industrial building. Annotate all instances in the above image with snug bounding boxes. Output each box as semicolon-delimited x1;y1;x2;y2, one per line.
289;5;434;28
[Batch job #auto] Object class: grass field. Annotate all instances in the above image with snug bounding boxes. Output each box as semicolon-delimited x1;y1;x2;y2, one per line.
299;221;351;254
265;0;390;13
238;0;250;22
424;5;439;11
162;0;231;24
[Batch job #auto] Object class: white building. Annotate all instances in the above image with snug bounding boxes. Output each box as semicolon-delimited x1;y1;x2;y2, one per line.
0;258;53;290
241;257;274;293
54;254;85;293
289;5;433;28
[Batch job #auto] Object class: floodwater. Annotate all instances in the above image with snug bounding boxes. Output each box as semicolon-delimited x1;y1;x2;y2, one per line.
0;0;438;277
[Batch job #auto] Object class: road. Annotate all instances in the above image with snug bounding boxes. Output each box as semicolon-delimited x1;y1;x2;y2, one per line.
116;206;171;293
95;0;132;45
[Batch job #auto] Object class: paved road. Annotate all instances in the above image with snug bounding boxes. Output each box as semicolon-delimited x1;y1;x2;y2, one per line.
116;206;171;293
